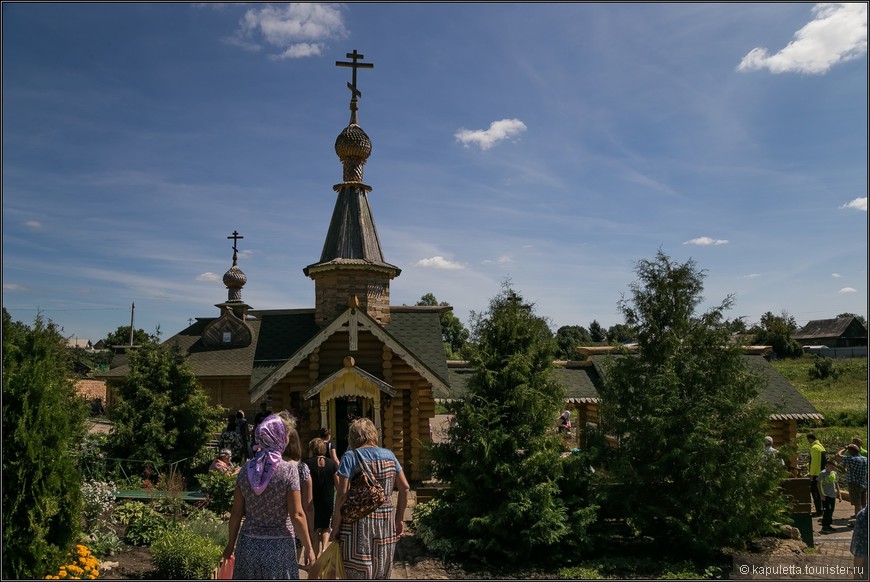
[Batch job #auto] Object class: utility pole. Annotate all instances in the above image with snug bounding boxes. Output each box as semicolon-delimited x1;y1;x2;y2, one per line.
129;302;135;346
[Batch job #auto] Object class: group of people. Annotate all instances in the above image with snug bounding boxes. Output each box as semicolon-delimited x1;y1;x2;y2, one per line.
219;412;410;579
802;433;867;575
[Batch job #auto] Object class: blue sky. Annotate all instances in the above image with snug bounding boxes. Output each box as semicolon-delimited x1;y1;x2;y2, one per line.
3;2;867;344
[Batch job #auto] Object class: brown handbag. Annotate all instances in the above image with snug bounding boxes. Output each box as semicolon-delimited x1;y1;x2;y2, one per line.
340;449;386;523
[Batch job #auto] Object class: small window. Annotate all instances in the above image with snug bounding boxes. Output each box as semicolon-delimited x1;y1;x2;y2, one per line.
222;331;232;343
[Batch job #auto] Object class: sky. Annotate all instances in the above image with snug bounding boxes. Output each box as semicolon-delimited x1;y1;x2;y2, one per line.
3;2;868;344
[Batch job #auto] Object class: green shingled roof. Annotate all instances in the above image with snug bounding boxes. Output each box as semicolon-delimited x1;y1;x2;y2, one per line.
384;309;450;386
440;355;820;419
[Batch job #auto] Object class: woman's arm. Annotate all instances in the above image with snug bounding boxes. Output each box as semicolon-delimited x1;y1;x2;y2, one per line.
393;470;410;537
303;476;315;548
329;445;340;467
223;486;245;560
288;488;315;568
329;474;351;541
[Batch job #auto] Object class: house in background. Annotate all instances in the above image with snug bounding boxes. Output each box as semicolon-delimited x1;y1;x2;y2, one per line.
792;316;867;348
443;346;822;471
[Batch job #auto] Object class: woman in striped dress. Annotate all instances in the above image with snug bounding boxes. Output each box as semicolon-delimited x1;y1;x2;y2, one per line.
330;418;410;579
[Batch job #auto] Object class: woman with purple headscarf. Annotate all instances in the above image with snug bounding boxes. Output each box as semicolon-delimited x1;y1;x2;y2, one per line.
223;413;315;579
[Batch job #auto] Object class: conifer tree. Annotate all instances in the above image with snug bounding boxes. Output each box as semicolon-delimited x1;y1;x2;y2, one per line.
417;284;594;564
2;310;88;579
109;342;220;469
597;251;786;555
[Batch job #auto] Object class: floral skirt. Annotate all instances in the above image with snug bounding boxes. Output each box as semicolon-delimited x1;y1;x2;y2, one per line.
233;534;299;579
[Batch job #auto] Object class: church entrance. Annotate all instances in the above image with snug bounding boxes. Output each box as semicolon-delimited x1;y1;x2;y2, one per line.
331;395;372;457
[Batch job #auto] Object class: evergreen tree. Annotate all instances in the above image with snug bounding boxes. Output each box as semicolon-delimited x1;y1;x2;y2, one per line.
597;252;786;556
416;285;596;564
2;309;88;579
109;342;221;470
588;319;606;342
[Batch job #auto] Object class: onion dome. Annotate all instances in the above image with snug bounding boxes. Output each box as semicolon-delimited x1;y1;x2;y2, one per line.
223;250;247;302
335;114;371;183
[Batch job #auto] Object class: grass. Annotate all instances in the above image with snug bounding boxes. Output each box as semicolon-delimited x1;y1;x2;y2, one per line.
771;356;867;421
770;356;867;454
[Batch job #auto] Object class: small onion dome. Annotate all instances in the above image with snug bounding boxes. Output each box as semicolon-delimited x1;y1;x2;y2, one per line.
223;264;247;289
335;123;372;183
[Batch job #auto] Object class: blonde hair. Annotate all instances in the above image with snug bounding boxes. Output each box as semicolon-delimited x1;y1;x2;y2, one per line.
347;417;379;450
309;437;327;457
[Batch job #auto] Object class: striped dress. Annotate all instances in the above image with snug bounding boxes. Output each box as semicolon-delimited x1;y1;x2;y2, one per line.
336;447;403;579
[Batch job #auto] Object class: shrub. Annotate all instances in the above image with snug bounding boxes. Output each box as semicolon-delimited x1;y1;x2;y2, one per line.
75;434;112;483
151;528;222;580
3;311;89;579
81;530;122;559
181;508;228;547
115;502;168;546
197;471;237;515
808;356;839;381
81;481;116;532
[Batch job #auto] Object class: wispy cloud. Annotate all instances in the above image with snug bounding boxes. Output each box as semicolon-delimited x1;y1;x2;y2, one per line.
455;119;527;150
226;3;347;60
3;283;28;291
838;287;857;294
24;220;43;229
840;196;867;211
742;273;762;279
414;256;465;270
832;273;843;278
683;237;728;246
196;272;221;282
738;3;867;74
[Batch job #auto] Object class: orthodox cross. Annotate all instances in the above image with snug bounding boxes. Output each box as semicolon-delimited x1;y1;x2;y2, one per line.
336;49;373;99
227;230;244;253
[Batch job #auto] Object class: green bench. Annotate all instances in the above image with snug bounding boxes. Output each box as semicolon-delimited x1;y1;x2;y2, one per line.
113;489;208;502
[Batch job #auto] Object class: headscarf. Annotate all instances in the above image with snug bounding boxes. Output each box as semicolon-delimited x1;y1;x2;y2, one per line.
247;414;286;495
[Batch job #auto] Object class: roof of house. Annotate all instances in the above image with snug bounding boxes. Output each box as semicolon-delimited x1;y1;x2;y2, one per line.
793;316;866;340
440;354;821;420
99;306;450;401
75;379;107;400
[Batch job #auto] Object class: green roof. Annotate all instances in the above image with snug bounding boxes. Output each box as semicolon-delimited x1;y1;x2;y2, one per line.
441;355;820;419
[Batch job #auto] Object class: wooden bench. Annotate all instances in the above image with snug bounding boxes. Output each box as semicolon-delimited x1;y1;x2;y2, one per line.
113;489;208;502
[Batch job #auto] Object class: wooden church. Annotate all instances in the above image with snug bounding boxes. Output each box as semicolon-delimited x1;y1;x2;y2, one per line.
103;51;446;481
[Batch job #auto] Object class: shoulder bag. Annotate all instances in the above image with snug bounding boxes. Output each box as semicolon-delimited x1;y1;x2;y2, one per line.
340;448;386;523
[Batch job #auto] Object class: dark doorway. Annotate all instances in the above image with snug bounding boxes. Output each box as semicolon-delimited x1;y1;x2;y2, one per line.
334;396;363;457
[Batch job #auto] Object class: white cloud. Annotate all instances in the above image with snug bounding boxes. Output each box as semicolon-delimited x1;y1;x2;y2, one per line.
683;237;728;246
840;197;867;211
24;220;42;229
455;119;527;150
3;283;27;291
831;273;843;278
414;256;465;270
196;272;221;282
838;287;857;294
742;273;762;279
228;3;347;59
738;3;867;75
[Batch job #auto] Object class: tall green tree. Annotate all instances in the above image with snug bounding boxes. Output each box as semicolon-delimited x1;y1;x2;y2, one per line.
605;323;635;344
555;324;591;359
2;309;88;579
416;293;470;358
588;319;606;343
102;325;160;348
751;310;803;359
597;252;786;556
109;343;221;469
415;285;596;565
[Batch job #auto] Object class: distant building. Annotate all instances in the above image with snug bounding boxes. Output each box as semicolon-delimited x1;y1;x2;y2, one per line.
66;338;95;352
792;316;867;348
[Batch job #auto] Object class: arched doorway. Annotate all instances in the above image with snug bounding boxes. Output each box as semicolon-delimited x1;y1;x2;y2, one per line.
303;358;396;456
